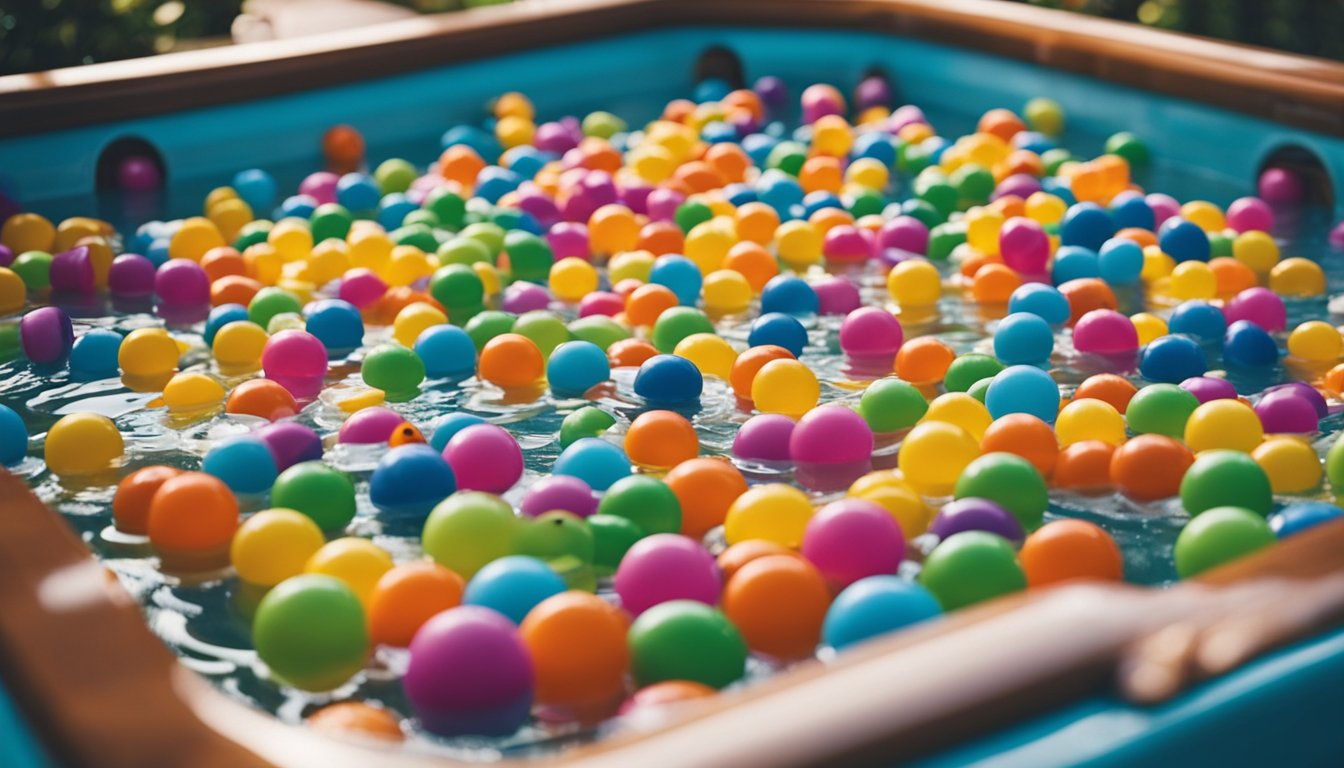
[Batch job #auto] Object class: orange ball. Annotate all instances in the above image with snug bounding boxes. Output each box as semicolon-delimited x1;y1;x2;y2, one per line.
716;540;802;583
978;108;1026;142
479;333;544;389
798;155;843;194
971;262;1022;304
624;410;699;469
637;220;685;256
589;205;640;255
621;680;716;714
367;561;464;647
226;378;300;421
980;414;1058;478
520;591;631;714
113;466;183;535
1059;278;1117;327
625;283;680;327
438;144;487;188
722;241;779;293
1072;373;1138;414
199;247;246;281
1114;228;1157;248
1325;362;1344;395
1209;256;1257;297
706;143;751;184
1019;519;1123;588
608;338;659;368
721;555;831;660
895;337;956;385
210;274;263;307
735;202;780;246
729;344;795;400
576;138;621;173
323;124;365;173
306;702;403;741
146;471;239;567
1109;434;1193;502
665;457;749;539
1051;440;1116;494
673;161;725;193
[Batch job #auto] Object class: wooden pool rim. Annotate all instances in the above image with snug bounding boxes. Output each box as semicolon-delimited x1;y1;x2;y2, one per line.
1;0;1344;139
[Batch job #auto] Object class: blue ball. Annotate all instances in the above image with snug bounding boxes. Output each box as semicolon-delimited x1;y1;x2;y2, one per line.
232;169;277;214
553;437;631;491
204;303;250;346
633;354;703;406
756;170;805;213
1097;237;1144;285
741;133;779;167
649;255;703;306
802;191;844;217
1051;245;1101;285
440;125;502;162
1040;178;1076;206
415;325;478;380
0;403;28;466
760;275;820;316
986;365;1061;422
1270;502;1344;539
464;556;567;625
146;237;171;267
473;167;522;204
1007;284;1070;326
502;146;552;179
1167;300;1227;342
993;312;1055;366
723;183;758;207
822;576;942;651
278;194;317;220
430;413;488;453
377;193;419;230
202;437;278;495
70;329;123;378
1139;334;1207;383
1158;217;1210;263
132;221;163;253
695;77;732;103
336;173;381;212
547;340;611;397
1223;319;1279;367
748;312;808;357
305;299;364;355
1059;202;1115;252
1109;191;1155;231
853;132;897;166
370;444;457;519
701;121;738;144
1011;131;1055;155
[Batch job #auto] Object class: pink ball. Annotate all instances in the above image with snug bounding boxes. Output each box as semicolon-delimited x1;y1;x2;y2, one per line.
1146;193;1181;228
613;533;720;616
646;188;686;222
262;329;329;398
520;474;596;518
49;246;95;295
801;84;845;124
732;413;796;462
888;105;927;133
299;172;339;205
578;291;624;318
1258;167;1305;206
547;222;590;261
118;156;161;192
993;174;1042;201
813;275;861;316
107;254;156;298
1224;286;1287;332
619;180;654;215
790;405;874;464
516;186;560;228
801;498;905;589
534;121;579;154
501;282;551;313
1072;309;1138;355
839;306;903;360
338;406;406;444
1225;197;1275;234
338;268;387;308
823;225;870;263
154;259;210;306
443;424;523;494
1180;376;1238;404
999;218;1050;274
878;216;929;254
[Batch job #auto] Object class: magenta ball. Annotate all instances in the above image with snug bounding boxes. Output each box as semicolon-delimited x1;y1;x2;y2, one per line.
1258;167;1305;206
534;121;579;154
1225;197;1274;233
993;174;1043;201
1180;376;1238;404
261;329;328;398
1330;221;1344;250
404;606;534;738
254;421;323;471
1073;309;1139;355
801;84;845;124
578;291;624;318
337;406;406;444
645;188;686;222
620;180;654;215
1146;193;1182;228
546;222;590;261
516;187;560;228
878;216;929;254
48;246;95;295
299;172;340;205
154;259;210;306
613;533;721;616
1224;287;1287;332
801;498;905;589
855;77;892;109
19;306;73;364
520;474;596;518
732;413;796;462
1264;382;1328;418
999;217;1050;274
337;268;387;308
839;306;903;359
118;156;161;192
0;244;13;268
813;275;861;316
1254;390;1320;433
889;105;927;133
790;405;874;465
823;225;870;263
107;254;156;298
501;282;551;313
443;424;524;494
928;498;1025;543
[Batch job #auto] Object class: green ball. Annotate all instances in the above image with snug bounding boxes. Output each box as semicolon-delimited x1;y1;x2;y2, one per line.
967;377;993;403
588;513;644;574
422;492;520;579
919;531;1027;611
233;220;273;251
900;198;944;229
0;323;21;363
11;251;52;291
953;453;1048;530
270;461;356;532
1208;231;1234;259
568;315;631;351
1327;433;1344;490
248;286;303;329
514;511;595;563
927;221;968;261
1173;506;1275;579
465;310;517;350
501;230;552;284
1024;97;1064;136
1179;450;1272;517
582;111;626;139
462;222;506;257
898;143;930;176
950;163;995;207
514;311;571;360
253;574;368;691
943;353;1004;393
310;203;353;241
847;190;885;219
914;169;958;217
374;158;418;194
437;236;493;266
429;264;485;310
1126;383;1199;438
402;209;440;230
651;306;715;353
560;406;616;447
766;141;807;177
361;343;425;401
858;378;928;433
391;223;438;252
1040;148;1073;176
597;475;682;535
1104;131;1149;167
674;201;714;234
628;601;747;689
426;188;467;230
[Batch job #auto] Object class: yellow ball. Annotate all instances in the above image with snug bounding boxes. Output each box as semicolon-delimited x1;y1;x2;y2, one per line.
1268;257;1326;297
847;469;910;497
347;229;394;271
674;333;738;379
118;328;180;378
204;186;238;212
1;212;56;254
473;262;502;298
1232;230;1279;274
1251;436;1322;494
922;392;992;441
702;269;752;315
1180;200;1225;232
548;257;600;303
308;240;351;285
212;321;269;370
169;217;226;262
1024;97;1064;136
1055;398;1126;447
230;508;327;587
269;218;314;262
1141;246;1175;281
751;359;819;418
392;301;448;347
775;220;822;268
1287;320;1343;361
54;217;108;252
1025;192;1067;226
1184;399;1263;454
810;114;854;157
493;91;534;121
1168;261;1216;300
888;259;942;307
44;412;123;476
897;421;980;496
385;245;434;287
845;157;889;189
965;207;1005;256
724;483;815;547
207;197;254;242
631;146;677;183
0;267;24;314
245;243;284;286
609;250;655;284
304;537;395;607
852;483;932;539
495;116;536;149
162;372;226;413
684;219;735;274
1131;312;1169;346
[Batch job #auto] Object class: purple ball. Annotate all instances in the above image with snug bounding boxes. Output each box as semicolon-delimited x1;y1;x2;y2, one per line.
337;406;405;444
49;246;95;295
732;413;796;462
534;121;579;154
888;105;928;133
501;281;551;314
813;275;861;316
255;421;323;471
516;186;560;229
0;244;13;269
879;217;929;254
619;180;654;215
753;76;787;108
118;156;161;192
855;77;892;110
613;533;721;616
19;306;73;364
1263;382;1328;418
1180;376;1238;404
1330;220;1344;250
1224;287;1287;332
790;405;874;465
404;606;534;737
546;222;590;261
154;259;210;306
107;254;156;298
993;173;1043;201
520;474;596;518
443;424;523;494
1258;167;1305;206
1254;390;1320;433
929;498;1025;543
823;225;871;263
299;172;340;205
801;498;905;589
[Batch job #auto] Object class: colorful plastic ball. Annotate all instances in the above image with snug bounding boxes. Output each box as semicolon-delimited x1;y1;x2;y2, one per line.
822;576;941;651
979;413;1058;478
747;312;809;357
224;379;297;423
471;332;541;390
1176;377;1233;407
953;452;1048;531
1124;383;1198;438
546;340;610;397
732;413;795;463
19;305;73;365
253;574;368;691
651;306;715;354
858;378;928;433
1158;218;1210;263
673;333;737;380
1268;257;1326;297
260;329;328;399
1059;202;1115;252
230;508;326;587
1264;382;1328;419
985;365;1061;422
614;533;720;617
421;492;519;580
999;217;1050;274
887;259;942;307
1054;398;1126;447
1287;320;1343;362
1222;320;1279;368
648;254;703;305
1108;433;1192;502
662;458;748;540
593;474;679;537
112;466;181;535
147;471;239;569
1072;309;1138;356
895;421;979;496
1252;436;1321;494
790;404;874;466
370;444;457;518
299;299;361;355
553;437;631;491
404;606;534;737
623;410;698;469
520;591;631;713
337;406;404;445
1019;519;1123;587
1007;283;1070;326
202;437;277;495
1173;506;1275;579
839;306;903;361
49;246;95;294
270;461;356;532
367;561;465;648
11;250;52;290
722;554;830;660
812;275;862;315
360;343;425;401
1165;300;1225;343
558;406;615;449
463;556;567;625
409;325;474;380
1051;245;1101;284
802;498;905;589
1254;389;1319;434
255;421;323;472
919;531;1026;611
67;328;121;378
1225;287;1286;333
928;497;1024;544
43;412;122;476
521;475;596;520
443;424;523;495
751;358;820;418
993;312;1054;366
1269;502;1344;539
633;353;703;406
760;274;819;317
724;483;815;548
1184;399;1264;454
1139;334;1206;384
1179;449;1272;518
1097;237;1144;285
0;403;27;466
922;393;993;442
210;321;267;371
627;600;746;689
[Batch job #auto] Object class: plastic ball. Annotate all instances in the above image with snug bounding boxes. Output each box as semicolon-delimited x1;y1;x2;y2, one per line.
443;424;523;495
1184;399;1264;454
553;437;631;491
475;332;543;390
1173;507;1275;579
1252;436;1322;494
1139;334;1206;384
897;421;981;496
725;483;815;547
112;465;181;535
614;534;720;616
858;378;928;433
993;312;1054;366
1287;320;1343;362
1223;320;1279;368
1180;450;1273;517
664;458;748;540
360;343;425;401
673;333;737;380
422;492;520;579
44;412;122;476
19;306;73;364
1125;383;1199;438
895;337;956;385
623;410;698;469
558;406;615;448
1254;389;1319;434
202;437;277;495
944;354;1006;394
747;312;808;357
760;275;819;317
68;328;121;378
337;406;404;445
628;600;746;689
1052;440;1116;494
261;329;328;399
1269;502;1344;539
255;421;323;471
985;365;1060;422
370;444;457;518
839;306;903;361
1167;300;1226;342
1224;286;1286;332
270;461;356;532
634;354;703;406
928;497;1024;544
1019;519;1123;587
546;340;610;397
520;591;631;713
887;259;941;307
822;576;941;651
0;402;27;465
303;538;394;607
1055;398;1126;447
230;508;326;587
147;471;239;569
367;562;465;648
952;452;1048;531
919;531;1026;611
462;556;567;625
414;324;477;380
801;498;905;589
722;554;830;660
253;575;368;691
1072;309;1138;356
1097;237;1144;285
751;358;819;418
